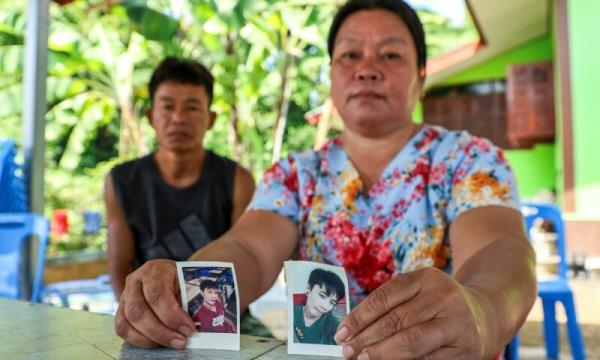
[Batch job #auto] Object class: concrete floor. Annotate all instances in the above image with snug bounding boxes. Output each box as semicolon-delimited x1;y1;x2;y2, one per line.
252;276;600;359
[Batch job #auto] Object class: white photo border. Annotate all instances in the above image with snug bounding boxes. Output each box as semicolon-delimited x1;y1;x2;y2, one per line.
176;261;240;351
284;260;350;357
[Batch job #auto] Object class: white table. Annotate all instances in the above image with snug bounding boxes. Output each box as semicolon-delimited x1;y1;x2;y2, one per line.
0;298;337;359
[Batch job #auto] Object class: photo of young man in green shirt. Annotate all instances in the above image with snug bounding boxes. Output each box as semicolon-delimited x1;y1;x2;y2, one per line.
293;267;347;345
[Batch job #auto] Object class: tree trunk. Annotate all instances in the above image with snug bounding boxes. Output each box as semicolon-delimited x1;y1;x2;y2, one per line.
227;103;243;161
271;53;295;164
314;97;333;150
118;96;146;158
225;33;243;161
115;52;146;159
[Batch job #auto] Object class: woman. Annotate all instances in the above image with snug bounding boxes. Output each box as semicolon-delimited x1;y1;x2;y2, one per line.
115;1;536;358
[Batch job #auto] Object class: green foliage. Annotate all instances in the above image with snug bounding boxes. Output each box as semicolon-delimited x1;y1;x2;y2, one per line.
0;0;476;254
417;9;479;58
44;160;118;254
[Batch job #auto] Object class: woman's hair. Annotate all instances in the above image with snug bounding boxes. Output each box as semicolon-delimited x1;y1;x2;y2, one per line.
327;0;427;80
307;268;346;301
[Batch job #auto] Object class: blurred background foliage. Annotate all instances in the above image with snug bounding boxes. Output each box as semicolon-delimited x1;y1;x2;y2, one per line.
0;0;476;254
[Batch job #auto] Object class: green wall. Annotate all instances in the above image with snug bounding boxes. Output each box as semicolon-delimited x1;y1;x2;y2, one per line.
568;0;600;214
434;36;556;198
440;36;553;86
505;144;556;198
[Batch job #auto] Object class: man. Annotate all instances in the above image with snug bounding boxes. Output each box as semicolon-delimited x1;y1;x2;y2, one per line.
193;280;236;333
105;57;255;300
114;1;536;358
294;268;345;345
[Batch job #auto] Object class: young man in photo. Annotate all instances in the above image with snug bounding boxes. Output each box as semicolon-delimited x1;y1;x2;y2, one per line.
193;280;236;333
294;268;346;345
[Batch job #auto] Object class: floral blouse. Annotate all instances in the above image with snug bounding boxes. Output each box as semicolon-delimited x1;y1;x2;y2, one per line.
249;125;520;306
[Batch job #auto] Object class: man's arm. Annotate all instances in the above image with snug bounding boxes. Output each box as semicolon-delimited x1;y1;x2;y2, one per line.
115;210;299;349
335;205;536;359
231;165;255;224
104;174;136;300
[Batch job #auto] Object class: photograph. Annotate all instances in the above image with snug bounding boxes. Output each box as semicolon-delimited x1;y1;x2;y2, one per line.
176;261;240;350
284;260;350;357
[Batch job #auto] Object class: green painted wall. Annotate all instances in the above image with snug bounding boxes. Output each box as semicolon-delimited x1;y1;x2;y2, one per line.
551;3;566;208
568;1;600;214
440;36;553;86
432;36;556;198
505;144;556;198
412;101;423;124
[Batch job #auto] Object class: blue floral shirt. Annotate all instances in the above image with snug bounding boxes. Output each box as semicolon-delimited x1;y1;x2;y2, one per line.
249;125;520;305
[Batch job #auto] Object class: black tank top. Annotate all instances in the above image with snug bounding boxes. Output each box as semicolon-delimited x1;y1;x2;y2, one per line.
110;150;236;265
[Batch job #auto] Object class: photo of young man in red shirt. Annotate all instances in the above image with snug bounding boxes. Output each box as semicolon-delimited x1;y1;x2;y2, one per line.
192;279;236;333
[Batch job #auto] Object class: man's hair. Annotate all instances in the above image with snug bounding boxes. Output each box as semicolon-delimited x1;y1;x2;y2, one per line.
148;57;214;105
200;279;218;291
307;268;346;301
327;0;427;80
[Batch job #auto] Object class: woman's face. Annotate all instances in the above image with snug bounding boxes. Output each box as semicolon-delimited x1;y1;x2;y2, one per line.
330;9;423;138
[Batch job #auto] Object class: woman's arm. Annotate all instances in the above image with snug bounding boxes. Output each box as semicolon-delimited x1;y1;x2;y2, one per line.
114;209;299;349
450;205;537;358
334;205;537;359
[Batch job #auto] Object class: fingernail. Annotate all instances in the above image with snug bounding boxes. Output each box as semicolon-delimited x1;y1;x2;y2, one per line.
170;337;186;349
179;325;193;337
357;351;370;360
342;345;355;359
335;326;349;342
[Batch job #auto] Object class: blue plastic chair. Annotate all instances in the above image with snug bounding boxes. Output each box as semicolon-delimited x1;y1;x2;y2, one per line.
83;210;102;235
509;203;586;360
0;140;28;212
41;274;117;314
0;213;49;302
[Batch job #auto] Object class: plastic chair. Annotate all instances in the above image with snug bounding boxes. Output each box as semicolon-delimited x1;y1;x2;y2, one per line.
0;140;28;212
41;274;117;315
509;203;586;360
0;213;49;302
83;210;102;235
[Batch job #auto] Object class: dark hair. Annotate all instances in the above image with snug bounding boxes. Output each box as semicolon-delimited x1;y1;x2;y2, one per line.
148;57;214;105
307;268;346;301
327;0;427;79
200;279;218;291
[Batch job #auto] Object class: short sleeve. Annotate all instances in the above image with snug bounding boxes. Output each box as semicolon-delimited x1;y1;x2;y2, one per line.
248;155;301;225
446;136;520;222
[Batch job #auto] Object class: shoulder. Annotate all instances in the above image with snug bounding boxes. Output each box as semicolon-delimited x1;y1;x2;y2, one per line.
205;149;238;171
110;154;153;180
234;164;254;186
293;304;304;318
419;125;506;165
267;141;333;178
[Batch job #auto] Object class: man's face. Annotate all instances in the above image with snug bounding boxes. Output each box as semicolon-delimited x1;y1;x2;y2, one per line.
202;287;220;306
305;284;339;319
330;9;423;138
147;81;216;153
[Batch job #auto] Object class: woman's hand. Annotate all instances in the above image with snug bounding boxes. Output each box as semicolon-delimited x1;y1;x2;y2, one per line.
114;259;195;349
335;267;486;360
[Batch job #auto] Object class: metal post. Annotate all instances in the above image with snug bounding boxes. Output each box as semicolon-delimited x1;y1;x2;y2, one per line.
22;0;50;301
23;0;50;214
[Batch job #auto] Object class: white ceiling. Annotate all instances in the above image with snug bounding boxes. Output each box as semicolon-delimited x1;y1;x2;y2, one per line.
425;0;550;87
